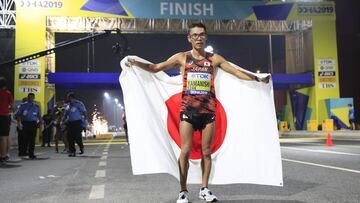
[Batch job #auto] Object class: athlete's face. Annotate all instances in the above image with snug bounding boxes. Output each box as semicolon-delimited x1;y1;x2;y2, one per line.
187;27;207;50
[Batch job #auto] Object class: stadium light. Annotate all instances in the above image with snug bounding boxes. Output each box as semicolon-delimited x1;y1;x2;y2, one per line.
205;45;214;53
104;92;110;99
114;98;119;104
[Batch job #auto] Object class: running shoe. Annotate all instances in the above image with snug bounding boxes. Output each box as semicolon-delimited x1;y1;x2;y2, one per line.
199;187;217;202
2;155;22;163
177;190;189;203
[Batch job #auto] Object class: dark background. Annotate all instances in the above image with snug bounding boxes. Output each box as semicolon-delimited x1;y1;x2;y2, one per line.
0;0;359;125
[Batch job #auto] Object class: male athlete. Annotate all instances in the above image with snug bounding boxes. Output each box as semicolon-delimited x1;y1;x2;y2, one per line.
127;22;269;203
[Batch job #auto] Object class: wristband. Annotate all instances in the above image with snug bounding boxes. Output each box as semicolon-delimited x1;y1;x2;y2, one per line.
255;76;260;82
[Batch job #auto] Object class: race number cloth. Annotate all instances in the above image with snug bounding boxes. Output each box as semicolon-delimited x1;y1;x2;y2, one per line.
119;56;283;186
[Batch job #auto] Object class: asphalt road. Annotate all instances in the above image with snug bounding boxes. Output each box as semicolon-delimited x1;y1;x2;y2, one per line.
0;137;359;203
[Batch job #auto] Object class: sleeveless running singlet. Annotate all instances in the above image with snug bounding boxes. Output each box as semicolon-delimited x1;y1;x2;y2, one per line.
180;51;216;114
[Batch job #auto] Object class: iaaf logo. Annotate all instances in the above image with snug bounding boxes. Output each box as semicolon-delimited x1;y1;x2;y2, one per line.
19;67;41;73
19;74;41;80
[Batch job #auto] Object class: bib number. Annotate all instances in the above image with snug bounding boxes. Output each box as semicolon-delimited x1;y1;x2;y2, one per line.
186;72;211;95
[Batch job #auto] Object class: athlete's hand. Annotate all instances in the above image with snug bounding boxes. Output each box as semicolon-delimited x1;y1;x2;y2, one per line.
260;75;271;84
124;57;135;67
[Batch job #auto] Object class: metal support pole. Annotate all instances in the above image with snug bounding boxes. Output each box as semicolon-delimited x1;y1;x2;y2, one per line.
269;34;274;73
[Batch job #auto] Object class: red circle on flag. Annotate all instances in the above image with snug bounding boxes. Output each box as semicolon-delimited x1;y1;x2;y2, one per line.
165;93;227;160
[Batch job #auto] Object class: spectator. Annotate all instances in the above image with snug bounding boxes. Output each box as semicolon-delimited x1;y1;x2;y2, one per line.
122;112;129;145
0;77;16;164
348;104;355;130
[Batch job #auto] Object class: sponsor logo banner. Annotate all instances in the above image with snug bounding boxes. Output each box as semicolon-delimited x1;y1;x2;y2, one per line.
318;65;335;71
318;71;335;77
318;59;336;71
19;87;40;93
319;83;336;89
19;67;41;73
18;80;41;86
319;77;336;83
19;74;41;80
19;60;41;66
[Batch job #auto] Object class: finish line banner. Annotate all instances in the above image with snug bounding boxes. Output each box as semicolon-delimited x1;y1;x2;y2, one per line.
119;56;283;186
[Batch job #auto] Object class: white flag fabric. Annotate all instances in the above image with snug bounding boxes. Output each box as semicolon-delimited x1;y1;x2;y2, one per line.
119;56;283;186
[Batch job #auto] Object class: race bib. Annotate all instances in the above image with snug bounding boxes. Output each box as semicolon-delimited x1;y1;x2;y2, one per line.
186;72;211;95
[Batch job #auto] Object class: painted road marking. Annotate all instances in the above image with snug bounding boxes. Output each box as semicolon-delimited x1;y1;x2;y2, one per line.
290;141;360;149
281;147;360;156
99;161;107;166
95;170;106;178
280;138;323;142
36;142;127;147
100;156;107;160
103;152;108;155
89;185;105;199
104;149;108;152
282;158;360;174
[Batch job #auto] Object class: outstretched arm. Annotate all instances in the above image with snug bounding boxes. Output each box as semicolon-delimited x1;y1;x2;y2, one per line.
214;54;270;83
126;53;184;73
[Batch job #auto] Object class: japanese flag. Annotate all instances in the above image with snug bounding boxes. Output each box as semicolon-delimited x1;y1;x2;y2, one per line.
119;56;283;186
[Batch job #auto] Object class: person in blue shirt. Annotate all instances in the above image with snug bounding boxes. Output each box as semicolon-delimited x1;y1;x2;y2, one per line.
348;104;356;130
16;93;42;159
64;92;87;157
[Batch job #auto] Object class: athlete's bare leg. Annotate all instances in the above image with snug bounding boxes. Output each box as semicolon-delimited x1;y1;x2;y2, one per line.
201;122;215;188
178;121;194;191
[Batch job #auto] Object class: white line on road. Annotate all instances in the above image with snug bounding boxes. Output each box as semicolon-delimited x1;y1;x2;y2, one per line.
102;152;108;155
99;161;107;166
104;149;108;152
282;158;360;174
283;141;360;149
281;147;360;156
89;185;105;199
100;156;107;160
95;170;106;178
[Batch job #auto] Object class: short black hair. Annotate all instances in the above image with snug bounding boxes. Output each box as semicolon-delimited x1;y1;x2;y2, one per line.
67;92;75;99
348;104;353;107
28;93;35;97
0;77;6;88
188;22;207;34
